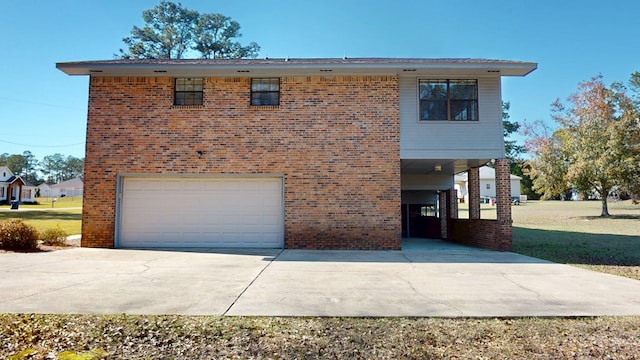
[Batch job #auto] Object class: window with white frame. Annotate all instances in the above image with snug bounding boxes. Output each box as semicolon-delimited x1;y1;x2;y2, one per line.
419;79;478;121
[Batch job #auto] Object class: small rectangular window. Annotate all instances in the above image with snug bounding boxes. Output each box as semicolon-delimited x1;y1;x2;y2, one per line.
419;79;478;121
486;183;491;190
251;78;280;106
21;189;31;199
175;78;203;106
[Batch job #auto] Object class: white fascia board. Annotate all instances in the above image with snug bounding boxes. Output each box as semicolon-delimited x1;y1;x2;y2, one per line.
57;59;537;78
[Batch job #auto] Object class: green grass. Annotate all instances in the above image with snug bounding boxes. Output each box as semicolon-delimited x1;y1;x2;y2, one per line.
7;196;83;209
463;199;640;279
0;209;81;235
0;196;82;235
508;200;640;280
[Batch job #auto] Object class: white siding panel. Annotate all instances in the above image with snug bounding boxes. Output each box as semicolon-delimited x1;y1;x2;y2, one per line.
119;177;284;248
400;76;505;159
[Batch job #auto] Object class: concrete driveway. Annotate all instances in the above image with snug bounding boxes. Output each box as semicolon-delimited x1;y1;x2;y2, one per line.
1;246;640;316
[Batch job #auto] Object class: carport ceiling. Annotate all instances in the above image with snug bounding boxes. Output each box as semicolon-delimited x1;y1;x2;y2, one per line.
401;159;491;175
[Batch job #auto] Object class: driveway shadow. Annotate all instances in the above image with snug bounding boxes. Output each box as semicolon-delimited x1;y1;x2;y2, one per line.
117;242;548;264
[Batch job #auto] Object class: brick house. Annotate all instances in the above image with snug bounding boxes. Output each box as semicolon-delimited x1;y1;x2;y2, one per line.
57;58;536;250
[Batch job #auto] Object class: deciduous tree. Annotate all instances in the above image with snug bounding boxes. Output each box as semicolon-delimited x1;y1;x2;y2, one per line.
118;1;260;59
194;13;260;59
502;102;525;160
526;75;640;216
499;101;536;198
523;121;570;200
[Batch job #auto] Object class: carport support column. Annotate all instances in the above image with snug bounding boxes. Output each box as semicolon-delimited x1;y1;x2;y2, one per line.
449;189;458;220
495;158;513;251
439;190;449;239
468;167;481;219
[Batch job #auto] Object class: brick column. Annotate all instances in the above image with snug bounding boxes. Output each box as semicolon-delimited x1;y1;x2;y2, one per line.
439;191;448;239
449;188;458;220
468;167;481;219
495;158;513;251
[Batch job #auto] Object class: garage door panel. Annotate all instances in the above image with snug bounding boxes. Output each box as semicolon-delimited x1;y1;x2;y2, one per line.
120;177;283;248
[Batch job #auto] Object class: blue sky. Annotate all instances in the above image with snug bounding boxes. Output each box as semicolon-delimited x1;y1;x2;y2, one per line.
1;0;638;161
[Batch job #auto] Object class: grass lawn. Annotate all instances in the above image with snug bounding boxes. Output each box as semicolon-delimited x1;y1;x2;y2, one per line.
0;197;82;235
2;315;639;359
9;196;83;209
511;200;640;280
459;199;640;280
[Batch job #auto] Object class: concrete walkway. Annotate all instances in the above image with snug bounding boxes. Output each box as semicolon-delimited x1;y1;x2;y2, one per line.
1;245;639;317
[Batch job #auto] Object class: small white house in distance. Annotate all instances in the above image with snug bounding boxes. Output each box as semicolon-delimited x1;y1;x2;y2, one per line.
37;183;52;197
455;166;521;202
0;166;36;203
50;177;84;198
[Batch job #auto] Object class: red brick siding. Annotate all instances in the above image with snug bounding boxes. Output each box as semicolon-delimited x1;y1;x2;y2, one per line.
450;219;511;251
449;159;513;251
82;75;401;249
494;158;513;250
438;191;448;239
468;167;481;219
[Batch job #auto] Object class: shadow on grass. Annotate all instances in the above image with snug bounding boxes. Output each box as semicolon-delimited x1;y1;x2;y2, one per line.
579;214;640;220
513;226;640;266
0;211;81;221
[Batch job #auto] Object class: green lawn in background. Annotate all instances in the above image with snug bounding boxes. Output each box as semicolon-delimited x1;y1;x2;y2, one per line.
0;208;82;235
13;196;83;209
460;199;640;280
510;200;640;280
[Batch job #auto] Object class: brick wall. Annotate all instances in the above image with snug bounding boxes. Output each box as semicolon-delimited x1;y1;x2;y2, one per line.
494;158;513;250
449;219;510;251
438;191;448;239
83;75;401;249
449;159;513;251
468;167;481;219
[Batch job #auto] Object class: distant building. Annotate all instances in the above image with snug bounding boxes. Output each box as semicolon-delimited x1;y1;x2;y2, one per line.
455;166;521;202
0;166;37;203
50;177;84;197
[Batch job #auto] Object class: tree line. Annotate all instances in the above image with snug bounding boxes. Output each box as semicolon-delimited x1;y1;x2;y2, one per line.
0;152;84;185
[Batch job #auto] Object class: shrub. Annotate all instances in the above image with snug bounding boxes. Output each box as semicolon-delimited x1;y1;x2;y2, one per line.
0;219;40;250
40;226;69;246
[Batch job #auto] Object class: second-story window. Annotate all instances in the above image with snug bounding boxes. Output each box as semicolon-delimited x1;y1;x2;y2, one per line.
175;78;203;105
251;78;280;106
419;79;478;121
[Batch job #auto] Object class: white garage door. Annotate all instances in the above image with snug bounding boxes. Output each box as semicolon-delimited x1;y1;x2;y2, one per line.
119;177;284;248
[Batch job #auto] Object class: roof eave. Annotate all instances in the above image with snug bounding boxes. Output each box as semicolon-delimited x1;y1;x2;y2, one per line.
56;59;537;77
